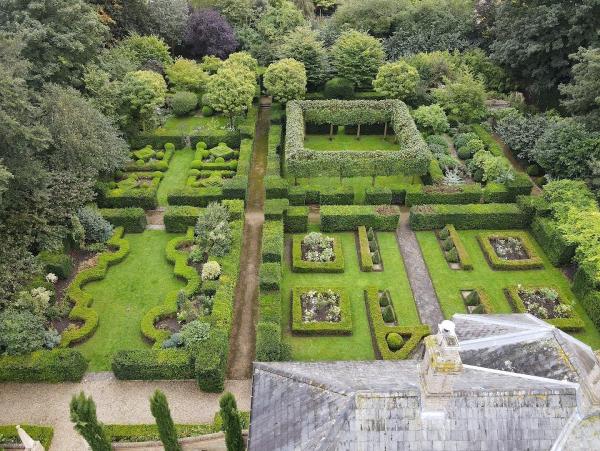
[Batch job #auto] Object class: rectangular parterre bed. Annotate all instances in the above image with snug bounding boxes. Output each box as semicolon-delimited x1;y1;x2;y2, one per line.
416;229;600;348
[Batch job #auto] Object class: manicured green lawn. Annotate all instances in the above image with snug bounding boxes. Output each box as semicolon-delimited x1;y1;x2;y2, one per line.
77;231;184;370
282;231;421;361
155;106;257;135
292;175;419;204
156;148;194;206
304;128;399;151
416;229;600;348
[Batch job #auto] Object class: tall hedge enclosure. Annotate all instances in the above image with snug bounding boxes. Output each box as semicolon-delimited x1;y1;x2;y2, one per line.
285;100;431;178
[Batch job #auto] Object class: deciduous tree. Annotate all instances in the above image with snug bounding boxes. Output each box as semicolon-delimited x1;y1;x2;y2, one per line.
264;58;307;103
332;31;385;89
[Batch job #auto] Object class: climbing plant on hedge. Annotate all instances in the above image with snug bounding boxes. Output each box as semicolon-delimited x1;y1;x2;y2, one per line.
285;100;430;177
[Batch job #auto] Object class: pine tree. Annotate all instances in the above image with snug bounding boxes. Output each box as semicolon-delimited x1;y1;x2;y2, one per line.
150;390;182;451
219;392;244;451
69;392;112;451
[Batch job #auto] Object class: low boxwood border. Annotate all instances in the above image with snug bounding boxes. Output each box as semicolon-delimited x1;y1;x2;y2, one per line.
477;231;543;270
100;208;147;232
105;424;213;443
60;227;130;347
505;285;585;331
446;225;472;270
140;228;200;346
291;235;344;273
0;425;53;449
364;287;430;359
357;226;373;272
291;287;352;335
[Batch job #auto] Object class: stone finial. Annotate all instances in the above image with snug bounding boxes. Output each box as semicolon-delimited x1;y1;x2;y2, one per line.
421;321;463;395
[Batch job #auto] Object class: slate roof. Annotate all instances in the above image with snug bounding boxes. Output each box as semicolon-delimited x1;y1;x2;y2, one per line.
249;314;600;451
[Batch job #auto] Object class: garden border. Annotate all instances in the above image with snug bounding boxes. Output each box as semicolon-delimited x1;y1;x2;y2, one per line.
291;287;352;335
291;235;345;273
477;231;543;270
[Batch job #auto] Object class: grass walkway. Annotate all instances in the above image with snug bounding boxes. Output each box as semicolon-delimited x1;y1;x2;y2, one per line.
157;148;194;206
304;127;399;151
416;229;600;348
77;230;184;370
281;231;420;361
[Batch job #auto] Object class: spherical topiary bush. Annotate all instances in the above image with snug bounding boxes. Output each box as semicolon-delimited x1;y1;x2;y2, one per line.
171;91;198;116
386;332;404;351
323;77;355;99
202;105;214;116
445;247;459;263
196;141;207;151
155;151;164;160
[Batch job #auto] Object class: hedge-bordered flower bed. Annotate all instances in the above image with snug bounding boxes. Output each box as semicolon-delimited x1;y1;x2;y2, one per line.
364;287;430;359
292;235;344;273
285;100;430;178
477;231;543;270
98;171;164;210
505;285;585;331
61;227;130;347
291;287;352;335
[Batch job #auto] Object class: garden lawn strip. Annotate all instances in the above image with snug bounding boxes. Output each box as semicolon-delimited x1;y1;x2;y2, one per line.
76;230;184;371
416;229;600;348
156;147;195;206
282;232;420;361
304;131;400;151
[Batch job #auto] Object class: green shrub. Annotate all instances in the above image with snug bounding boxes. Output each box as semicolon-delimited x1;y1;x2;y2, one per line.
457;146;473;160
264;176;289;199
453;132;478;149
381;305;395;323
0;349;87;382
38;251;74;279
104;424;213;443
259;263;281;291
445;247;459;263
100;208;147;232
284;207;309;233
445;224;473;270
386;333;404;351
194;329;228;392
319;186;354;205
219;392;244;451
171;91;198;116
465;290;480;306
405;184;483;206
409;203;528;230
262;220;284;263
255;322;283;362
288;186;306;205
438;227;450;240
150;390;181;451
258;292;281;324
358;226;373;272
323;77;355;99
77;206;113;244
164;206;201;233
531;217;575;266
364;187;392;205
320;205;401;231
202;105;214;116
482;183;513;203
112;350;193;380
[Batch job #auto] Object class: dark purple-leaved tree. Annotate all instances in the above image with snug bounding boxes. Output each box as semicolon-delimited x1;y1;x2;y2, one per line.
184;9;238;59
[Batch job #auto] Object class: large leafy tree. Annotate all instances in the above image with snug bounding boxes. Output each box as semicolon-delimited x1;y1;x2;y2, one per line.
560;47;600;130
184;8;238;59
332;30;385;88
278;27;328;89
118;70;167;132
433;71;487;124
147;0;189;50
165;58;208;93
331;0;406;38
0;0;108;86
119;34;173;69
487;0;600;106
373;61;420;100
205;65;256;129
264;58;307;103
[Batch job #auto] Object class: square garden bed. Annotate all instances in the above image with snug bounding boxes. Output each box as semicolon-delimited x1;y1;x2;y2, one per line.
291;287;352;335
506;285;584;331
477;231;543;270
292;232;344;273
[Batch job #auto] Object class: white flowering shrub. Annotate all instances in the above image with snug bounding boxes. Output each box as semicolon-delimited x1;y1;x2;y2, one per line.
201;260;221;281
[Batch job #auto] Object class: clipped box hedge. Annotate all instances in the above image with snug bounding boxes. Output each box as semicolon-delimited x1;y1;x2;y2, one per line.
105;423;213;443
0;349;87;383
284;206;309;233
319;185;354;205
112;349;194;380
409;203;528;230
265;176;289;199
37;251;74;279
506;285;584;332
0;425;54;449
167;187;223;207
288;186;306;205
365;187;392;205
445;225;472;270
460;288;494;313
321;205;401;232
477;231;543;270
405;183;483;206
264;198;289;220
61;227;129;347
259;262;282;291
255;322;284;362
292;235;344;273
258;291;281;325
364;287;430;359
357;226;373;272
262;220;284;263
100;207;147;232
164;206;201;233
222;176;247;200
482;183;513;203
291;287;352;335
531;216;575;266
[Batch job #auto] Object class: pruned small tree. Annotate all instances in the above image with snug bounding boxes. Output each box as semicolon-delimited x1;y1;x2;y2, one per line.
150;390;181;451
264;58;307;103
69;392;111;451
205;65;255;130
219;392;244;451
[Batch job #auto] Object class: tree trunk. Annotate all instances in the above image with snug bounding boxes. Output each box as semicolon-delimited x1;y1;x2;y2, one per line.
357;123;361;140
329;124;333;140
384;122;388;139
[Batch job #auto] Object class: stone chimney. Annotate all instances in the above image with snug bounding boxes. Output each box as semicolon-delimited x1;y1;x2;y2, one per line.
421;320;463;395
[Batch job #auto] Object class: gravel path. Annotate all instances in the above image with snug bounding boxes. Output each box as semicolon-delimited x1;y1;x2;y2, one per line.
227;98;271;379
396;209;445;329
0;375;250;451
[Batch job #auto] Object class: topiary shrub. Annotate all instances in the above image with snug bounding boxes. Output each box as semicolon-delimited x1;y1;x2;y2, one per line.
445;247;459;263
381;305;395;323
441;238;455;251
386;332;404;351
323;77;355;99
201;105;214;116
171;91;198;116
465;290;480;306
371;252;380;264
438;226;450;240
379;295;389;307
